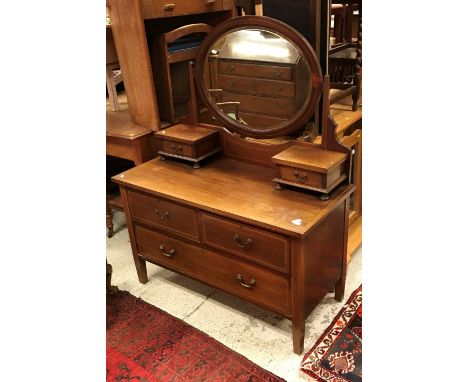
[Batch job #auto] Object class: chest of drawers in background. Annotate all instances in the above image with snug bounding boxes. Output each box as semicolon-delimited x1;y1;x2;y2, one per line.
207;30;310;128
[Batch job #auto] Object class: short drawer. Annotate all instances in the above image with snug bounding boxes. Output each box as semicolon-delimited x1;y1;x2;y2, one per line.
201;213;290;273
279;166;325;189
141;0;226;19
218;61;292;81
128;190;199;241
162;140;194;158
135;225;203;272
278;164;346;190
217;75;295;98
221;92;295;118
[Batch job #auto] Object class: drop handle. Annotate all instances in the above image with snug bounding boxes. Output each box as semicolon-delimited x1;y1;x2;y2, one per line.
272;71;282;77
237;274;256;289
171;143;182;151
225;65;235;71
233;234;253;248
159;244;175;258
293;170;308;182
154;209;170;219
164;3;175;11
206;0;216;4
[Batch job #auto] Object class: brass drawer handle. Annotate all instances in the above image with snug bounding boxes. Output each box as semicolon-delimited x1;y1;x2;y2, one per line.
154;209;170;219
159;244;175;258
225;65;235;72
227;80;235;86
233;234;253;248
237;274;256;289
293;170;308;182
206;0;216;5
164;3;175;11
272;71;283;77
171;143;183;151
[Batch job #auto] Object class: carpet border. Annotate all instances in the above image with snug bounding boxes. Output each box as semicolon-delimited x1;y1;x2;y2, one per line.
300;284;362;382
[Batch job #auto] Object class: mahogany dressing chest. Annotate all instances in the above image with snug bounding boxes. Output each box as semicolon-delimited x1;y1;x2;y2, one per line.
113;16;354;354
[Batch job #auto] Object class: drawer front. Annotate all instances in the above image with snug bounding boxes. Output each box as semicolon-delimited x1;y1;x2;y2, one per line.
217;75;295;98
219;61;293;81
201;213;290;273
279;166;325;188
128;190;199;241
221;92;295;118
135;225;290;315
135;225;203;271
201;249;290;315
141;0;226;19
162;140;194;158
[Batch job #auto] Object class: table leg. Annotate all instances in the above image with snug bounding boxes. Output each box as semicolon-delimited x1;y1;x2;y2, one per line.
292;315;305;354
134;255;148;284
120;186;148;284
335;197;350;301
335;276;345;302
106;195;114;238
291;238;305;354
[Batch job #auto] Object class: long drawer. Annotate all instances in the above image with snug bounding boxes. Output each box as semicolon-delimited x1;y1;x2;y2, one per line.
201;213;290;273
217;75;295;98
128;190;199;241
141;0;227;19
218;61;293;81
221;92;295;118
134;225;290;316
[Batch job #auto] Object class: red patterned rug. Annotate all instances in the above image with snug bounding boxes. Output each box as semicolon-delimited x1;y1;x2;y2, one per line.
107;290;285;382
300;285;362;382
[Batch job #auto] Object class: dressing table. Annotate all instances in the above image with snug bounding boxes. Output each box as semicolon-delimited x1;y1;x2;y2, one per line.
113;16;354;354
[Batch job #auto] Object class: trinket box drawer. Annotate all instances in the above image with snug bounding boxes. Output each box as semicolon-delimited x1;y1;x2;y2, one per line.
200;213;290;274
278;164;346;189
161;140;194;157
128;190;199;241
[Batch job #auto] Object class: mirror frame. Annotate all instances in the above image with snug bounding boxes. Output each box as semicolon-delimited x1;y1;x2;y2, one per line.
195;16;323;139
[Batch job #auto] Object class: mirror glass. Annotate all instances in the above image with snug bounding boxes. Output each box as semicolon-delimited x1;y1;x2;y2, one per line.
202;28;313;132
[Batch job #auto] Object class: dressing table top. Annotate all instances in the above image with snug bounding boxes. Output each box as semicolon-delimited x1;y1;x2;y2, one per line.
113;157;354;237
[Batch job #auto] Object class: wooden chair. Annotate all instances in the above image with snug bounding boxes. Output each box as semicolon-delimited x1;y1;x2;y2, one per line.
106;26;123;112
151;23;213;124
235;0;262;15
329;0;361;111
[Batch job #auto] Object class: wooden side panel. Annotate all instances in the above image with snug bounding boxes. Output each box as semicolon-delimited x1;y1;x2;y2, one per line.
302;200;347;317
109;0;160;130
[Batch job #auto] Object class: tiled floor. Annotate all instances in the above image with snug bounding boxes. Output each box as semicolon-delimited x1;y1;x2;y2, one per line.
107;211;362;381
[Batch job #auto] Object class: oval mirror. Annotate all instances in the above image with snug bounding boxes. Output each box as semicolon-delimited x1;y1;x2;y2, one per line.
195;16;323;139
